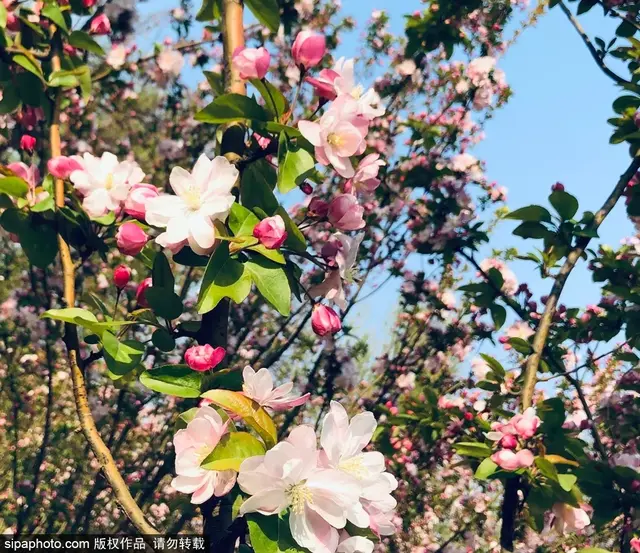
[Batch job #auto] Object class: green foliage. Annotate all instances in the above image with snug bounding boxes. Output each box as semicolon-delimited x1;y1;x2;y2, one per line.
102;332;145;380
245;256;291;316
140;365;203;398
245;0;280;33
453;441;492;458
549;190;579;221
247;514;310;553
68;30;105;55
195;94;269;124
276;132;315;194
201;431;266;471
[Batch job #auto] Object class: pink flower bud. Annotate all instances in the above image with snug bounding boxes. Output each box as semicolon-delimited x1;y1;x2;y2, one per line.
299;182;313;195
113;265;131;289
253;215;287;250
82;0;97;6
185;344;226;372
232;46;270;80
500;434;518;449
136;278;152;307
511;408;540;439
291;30;326;69
308;197;329;217
491;448;534;471
116;222;148;256
20;134;36;153
311;304;341;336
552;182;565;192
328;194;365;230
47;156;83;179
305;69;339;100
90;14;111;35
124;183;160;220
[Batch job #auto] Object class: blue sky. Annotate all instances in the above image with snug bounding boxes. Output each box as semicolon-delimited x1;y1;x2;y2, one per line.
136;1;633;362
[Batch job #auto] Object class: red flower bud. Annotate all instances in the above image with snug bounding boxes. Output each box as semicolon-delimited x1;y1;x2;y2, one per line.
253;215;287;250
552;182;565;192
135;278;152;307
185;344;226;372
113;265;131;289
90;14;111;35
311;304;341;337
20;134;36;153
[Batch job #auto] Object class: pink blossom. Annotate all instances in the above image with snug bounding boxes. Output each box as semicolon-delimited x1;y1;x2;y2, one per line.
89;14;111;35
511;408;540;439
241;366;310;411
7;162;40;189
171;406;237;504
298;96;368;178
491;449;534;471
311;304;342;336
136;278;152;307
124;183;160;220
253;215;287;249
47;156;83;180
345;154;385;195
630;538;640;553
20;134;36;152
116;223;149;256
479;258;518;296
309;271;346;310
305;69;340;101
292;30;326;69
437;395;464;410
232;47;270;80
328;195;365;231
551;503;590;534
185;344;226;372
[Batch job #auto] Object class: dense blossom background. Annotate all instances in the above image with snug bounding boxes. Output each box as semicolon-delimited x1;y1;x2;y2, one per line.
1;0;640;552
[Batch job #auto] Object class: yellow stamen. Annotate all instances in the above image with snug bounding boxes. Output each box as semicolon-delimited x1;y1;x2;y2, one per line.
326;132;344;147
105;173;114;190
339;456;368;479
287;483;313;514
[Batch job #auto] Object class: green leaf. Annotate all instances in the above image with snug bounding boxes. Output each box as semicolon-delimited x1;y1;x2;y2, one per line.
42;307;98;326
68;30;105;55
276;207;306;253
0;85;20;114
535;457;559;481
196;0;222;21
204;71;225;95
140;365;202;398
277;133;315;194
616;20;636;38
245;256;291;315
151;328;176;352
247;514;310;553
13;54;44;79
152;251;175;290
201;431;266;471
549;190;579;220
513;221;551;239
490;304;506;330
509;337;533;354
251;79;289;120
145;287;184;320
0;3;7;29
475;458;498;480
577;549;612;553
102;332;145;379
245;0;280;33
479;354;505;377
200;389;277;447
48;69;80;88
506;205;552;223
241;159;278;214
453;441;492;458
197;242;252;314
0;176;28;199
229;203;260;237
173;247;209;267
195;93;269;124
41;3;69;32
16;72;44;107
558;473;578;492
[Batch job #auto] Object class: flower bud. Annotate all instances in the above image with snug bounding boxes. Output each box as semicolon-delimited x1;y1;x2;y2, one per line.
311;304;341;336
308;197;329;218
185;344;226;372
20;134;36;153
552;182;564;192
113;265;131;289
291;30;326;69
82;0;97;6
328;194;365;230
305;69;339;101
124;183;160;220
253;215;287;250
47;156;83;180
232;47;271;80
90;13;111;35
135;278;152;307
299;182;313;195
116;222;148;256
500;434;518;449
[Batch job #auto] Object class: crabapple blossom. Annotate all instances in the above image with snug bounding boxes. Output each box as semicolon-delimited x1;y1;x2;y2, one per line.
311;304;342;336
511;408;540;439
306;69;340;101
89;14;111;35
20;134;35;152
329;58;385;120
47;156;83;180
337;534;374;553
124;183;160;220
309;272;346;310
328;195;365;231
551;503;591;534
238;425;361;553
344;154;385;195
70;152;145;218
291;30;326;69
491;449;534;471
232;47;270;80
334;232;363;282
170;406;236;504
145;154;238;255
298;96;368;178
185;344;226;372
135;278;152;307
7;162;40;189
116;222;148;256
479;258;518;295
113;265;131;289
241;366;310;411
157;49;184;76
106;44;128;69
253;215;287;249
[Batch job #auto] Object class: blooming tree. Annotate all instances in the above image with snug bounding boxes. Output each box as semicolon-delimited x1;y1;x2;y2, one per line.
1;0;640;552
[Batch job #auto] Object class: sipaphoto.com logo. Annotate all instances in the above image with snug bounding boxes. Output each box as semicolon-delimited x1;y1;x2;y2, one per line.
2;538;91;551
